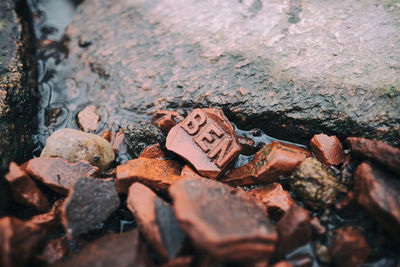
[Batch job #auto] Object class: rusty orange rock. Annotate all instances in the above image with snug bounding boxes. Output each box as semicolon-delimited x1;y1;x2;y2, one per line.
310;134;345;166
5;162;49;212
170;176;277;262
0;216;47;267
127;183;185;261
139;143;166;160
347;137;400;175
221;141;311;186
25;157;100;195
166;108;241;179
35;236;69;265
329;227;370;267
248;183;296;220
274;205;311;258
77;105;101;132
116;157;181;194
152;110;184;132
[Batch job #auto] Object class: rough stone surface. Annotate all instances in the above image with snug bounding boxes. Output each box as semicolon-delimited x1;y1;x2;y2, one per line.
274;205;311;258
127;182;185;261
290;157;347;210
5;162;49;211
221;141;310;186
354;162;400;238
0;0;35;172
248;183;295;220
61;177;120;237
0;216;46;267
125;121;166;158
328;227;370;267
166;108;241;179
25;156;100;195
41;128;115;170
347;137;400;175
63;0;400;148
54;230;150;267
310;134;345;166
116;157;181;194
170;176;277;262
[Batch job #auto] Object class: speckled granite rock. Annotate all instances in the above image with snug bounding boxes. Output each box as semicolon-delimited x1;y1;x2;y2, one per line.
0;0;35;172
62;0;400;146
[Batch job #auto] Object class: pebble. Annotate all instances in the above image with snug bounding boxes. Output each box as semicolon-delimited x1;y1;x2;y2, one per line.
169;176;277;262
61;177;120;237
166;108;241;179
25;156;100;195
221;141;311;186
77;105;101;132
290;158;347;210
124;121;166;158
5;162;49;211
41;128;115;170
309;134;345;166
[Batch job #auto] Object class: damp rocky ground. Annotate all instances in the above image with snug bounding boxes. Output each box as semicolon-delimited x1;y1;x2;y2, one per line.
1;0;400;266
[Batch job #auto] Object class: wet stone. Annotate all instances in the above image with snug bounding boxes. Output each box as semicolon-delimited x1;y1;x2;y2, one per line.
309;134;345;166
125;121;166;158
328;227;370;267
127;183;185;261
35;236;69;265
25;156;100;195
41;128;115;170
274;205;311;258
77;105;101;132
347;137;400;175
0;216;47;267
152;110;184;133
5;162;49;212
54;230;150;267
169;176;277;262
290;157;347;210
221;141;311;186
248;183;295;220
116;157;181;194
61;177;120;237
354;162;400;238
166;108;241;179
139;143;166;160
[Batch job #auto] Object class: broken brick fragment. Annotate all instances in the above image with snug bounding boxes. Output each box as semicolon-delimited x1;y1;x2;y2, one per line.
166;108;241;179
127;183;185;261
35;236;69;265
25;157;100;195
248;183;295;220
221;141;311;186
170;176;277;262
161;256;192;267
346;137;400;175
274;205;311;258
139;143;166;160
0;216;47;267
28;199;63;233
328;227;370;267
116;157;181;194
354;162;400;238
310;134;345;166
61;177;120;237
112;130;127;154
152;110;184;133
5;162;49;211
310;217;326;236
54;230;151;267
180;165;202;178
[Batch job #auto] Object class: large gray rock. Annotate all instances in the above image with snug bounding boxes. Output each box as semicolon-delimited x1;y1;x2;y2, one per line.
0;0;35;172
63;0;400;146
